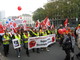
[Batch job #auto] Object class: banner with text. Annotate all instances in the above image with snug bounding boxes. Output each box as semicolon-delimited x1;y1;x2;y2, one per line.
28;34;56;50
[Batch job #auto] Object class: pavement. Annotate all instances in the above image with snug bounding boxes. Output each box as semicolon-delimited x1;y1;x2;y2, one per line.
0;42;80;60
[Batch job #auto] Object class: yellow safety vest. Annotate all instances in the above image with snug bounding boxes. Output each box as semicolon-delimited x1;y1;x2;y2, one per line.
48;30;51;34
28;33;31;37
23;34;28;43
39;32;43;36
37;32;39;37
30;30;37;36
43;32;47;36
3;35;10;45
15;35;21;44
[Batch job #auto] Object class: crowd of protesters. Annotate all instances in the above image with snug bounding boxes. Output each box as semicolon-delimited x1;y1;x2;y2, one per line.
0;26;56;58
0;24;80;60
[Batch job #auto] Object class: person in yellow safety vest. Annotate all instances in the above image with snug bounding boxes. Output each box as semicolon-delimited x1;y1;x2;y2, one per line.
41;29;50;52
34;29;40;53
28;29;36;37
46;29;50;34
39;29;44;36
46;27;52;35
14;33;21;58
2;32;10;57
29;28;40;53
47;28;53;47
42;30;47;36
15;33;21;44
22;31;30;57
34;29;39;37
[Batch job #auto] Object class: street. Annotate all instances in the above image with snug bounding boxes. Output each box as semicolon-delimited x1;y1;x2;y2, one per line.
0;42;79;60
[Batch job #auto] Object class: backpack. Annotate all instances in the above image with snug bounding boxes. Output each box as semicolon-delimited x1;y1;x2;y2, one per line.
62;36;72;50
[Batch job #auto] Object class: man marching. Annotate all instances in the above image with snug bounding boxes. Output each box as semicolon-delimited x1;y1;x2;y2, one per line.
22;31;30;57
2;32;10;57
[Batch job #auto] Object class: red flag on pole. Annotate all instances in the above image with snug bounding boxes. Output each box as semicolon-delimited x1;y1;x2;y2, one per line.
42;17;51;27
35;20;40;28
64;18;68;27
51;24;54;29
3;26;6;30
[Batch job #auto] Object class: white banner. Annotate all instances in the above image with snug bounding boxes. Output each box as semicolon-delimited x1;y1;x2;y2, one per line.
28;34;56;50
12;39;21;49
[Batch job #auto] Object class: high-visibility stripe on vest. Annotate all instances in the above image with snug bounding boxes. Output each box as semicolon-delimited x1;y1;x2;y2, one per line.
23;34;28;39
30;30;37;36
41;32;44;35
15;35;21;40
3;35;10;45
48;30;51;34
24;40;28;43
23;34;28;43
28;33;31;37
37;32;39;37
43;32;47;36
39;31;44;36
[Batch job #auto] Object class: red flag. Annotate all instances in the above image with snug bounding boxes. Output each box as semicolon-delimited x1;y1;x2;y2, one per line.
35;20;40;28
3;26;6;30
46;18;51;26
51;24;54;29
13;22;17;27
0;24;4;34
40;21;44;26
42;17;51;27
64;18;68;27
40;21;45;29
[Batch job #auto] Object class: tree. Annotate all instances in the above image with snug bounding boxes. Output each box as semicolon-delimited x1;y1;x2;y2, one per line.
33;8;47;22
33;0;80;21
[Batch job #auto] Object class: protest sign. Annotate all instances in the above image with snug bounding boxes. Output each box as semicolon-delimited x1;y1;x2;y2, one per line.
28;34;56;50
12;39;21;49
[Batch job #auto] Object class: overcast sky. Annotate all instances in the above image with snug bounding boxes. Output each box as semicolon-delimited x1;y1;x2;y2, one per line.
0;0;47;17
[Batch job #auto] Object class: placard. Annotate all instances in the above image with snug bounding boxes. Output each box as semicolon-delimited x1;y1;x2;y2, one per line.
12;39;21;49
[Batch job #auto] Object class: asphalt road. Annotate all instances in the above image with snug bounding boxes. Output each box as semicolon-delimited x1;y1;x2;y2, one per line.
0;42;80;60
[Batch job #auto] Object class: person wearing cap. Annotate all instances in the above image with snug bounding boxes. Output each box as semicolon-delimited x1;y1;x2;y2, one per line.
2;32;10;57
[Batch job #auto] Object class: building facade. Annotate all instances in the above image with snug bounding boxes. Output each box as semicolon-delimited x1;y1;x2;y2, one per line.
21;14;34;25
8;14;34;24
0;11;5;19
